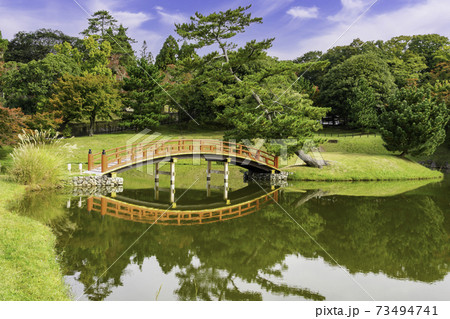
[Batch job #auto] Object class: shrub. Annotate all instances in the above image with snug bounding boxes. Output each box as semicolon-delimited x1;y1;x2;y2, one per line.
8;130;74;188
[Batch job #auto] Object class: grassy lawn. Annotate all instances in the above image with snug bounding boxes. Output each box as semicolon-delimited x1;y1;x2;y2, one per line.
283;134;444;181
0;177;70;300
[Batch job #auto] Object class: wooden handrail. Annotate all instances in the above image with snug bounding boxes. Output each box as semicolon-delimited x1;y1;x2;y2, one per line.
87;139;279;173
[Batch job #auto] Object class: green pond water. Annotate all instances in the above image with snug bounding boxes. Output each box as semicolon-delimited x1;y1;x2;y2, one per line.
15;170;450;301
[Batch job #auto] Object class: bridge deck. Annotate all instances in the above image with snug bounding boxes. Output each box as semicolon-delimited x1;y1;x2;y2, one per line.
87;139;279;175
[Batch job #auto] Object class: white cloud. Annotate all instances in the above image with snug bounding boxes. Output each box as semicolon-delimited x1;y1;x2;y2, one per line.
253;0;294;17
287;6;319;19
328;0;374;22
155;7;188;25
280;0;450;59
0;3;85;39
113;11;153;29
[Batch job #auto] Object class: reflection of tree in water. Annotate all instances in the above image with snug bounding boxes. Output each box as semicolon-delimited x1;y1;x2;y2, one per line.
314;195;449;282
51;191;325;300
23;185;449;300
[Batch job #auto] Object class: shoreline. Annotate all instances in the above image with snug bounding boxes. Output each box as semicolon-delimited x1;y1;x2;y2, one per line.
0;177;70;301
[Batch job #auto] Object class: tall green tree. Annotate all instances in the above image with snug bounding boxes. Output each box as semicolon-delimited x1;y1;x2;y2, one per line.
175;5;329;162
155;35;179;70
1;54;81;113
81;10;118;38
379;86;449;156
408;34;449;69
178;41;196;60
106;24;136;68
122;57;166;130
55;36;112;76
319;53;396;123
50;74;122;136
346;78;379;130
4;29;80;63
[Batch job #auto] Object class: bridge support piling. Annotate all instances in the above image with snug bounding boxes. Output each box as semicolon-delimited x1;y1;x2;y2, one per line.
154;162;159;200
206;160;211;197
170;159;176;205
224;158;230;201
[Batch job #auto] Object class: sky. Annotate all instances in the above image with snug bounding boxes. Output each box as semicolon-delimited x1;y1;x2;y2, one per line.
0;0;449;60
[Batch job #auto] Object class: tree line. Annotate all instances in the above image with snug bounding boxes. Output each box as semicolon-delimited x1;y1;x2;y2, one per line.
0;6;448;158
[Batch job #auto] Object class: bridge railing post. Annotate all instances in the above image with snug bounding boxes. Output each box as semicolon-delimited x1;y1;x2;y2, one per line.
274;156;279;168
101;150;107;173
88;149;93;171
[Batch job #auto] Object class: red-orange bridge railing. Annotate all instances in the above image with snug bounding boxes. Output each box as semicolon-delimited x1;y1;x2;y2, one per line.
88;139;279;174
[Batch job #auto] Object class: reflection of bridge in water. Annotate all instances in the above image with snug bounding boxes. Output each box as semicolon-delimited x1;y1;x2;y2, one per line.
87;188;279;226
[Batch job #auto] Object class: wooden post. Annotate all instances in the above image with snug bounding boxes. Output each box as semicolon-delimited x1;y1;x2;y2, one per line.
131;147;136;163
101;150;107;173
274;156;279;168
101;197;107;216
206;160;212;197
224;158;230;201
154;162;159;200
87;197;93;212
170;158;176;204
88;149;93;171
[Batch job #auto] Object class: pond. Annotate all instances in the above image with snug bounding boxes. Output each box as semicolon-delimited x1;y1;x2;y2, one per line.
15;170;450;301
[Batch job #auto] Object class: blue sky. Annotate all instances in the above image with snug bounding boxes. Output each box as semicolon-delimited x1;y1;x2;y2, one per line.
0;0;449;59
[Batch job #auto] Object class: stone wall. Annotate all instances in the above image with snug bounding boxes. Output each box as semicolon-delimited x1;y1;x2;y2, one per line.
244;171;289;187
70;175;124;188
71;185;124;197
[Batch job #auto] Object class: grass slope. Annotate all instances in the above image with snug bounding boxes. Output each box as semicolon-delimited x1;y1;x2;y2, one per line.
284;134;443;181
0;178;69;300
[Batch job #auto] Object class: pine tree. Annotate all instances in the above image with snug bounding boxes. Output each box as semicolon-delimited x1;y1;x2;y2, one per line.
155;35;179;70
178;41;196;60
81;10;118;38
122;57;165;130
380;86;449;156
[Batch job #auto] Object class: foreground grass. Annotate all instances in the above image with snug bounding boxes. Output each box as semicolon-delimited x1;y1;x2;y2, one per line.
0;177;69;300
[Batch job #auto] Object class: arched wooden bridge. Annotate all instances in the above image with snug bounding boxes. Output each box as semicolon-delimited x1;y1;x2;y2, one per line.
86;189;279;226
87;139;279;175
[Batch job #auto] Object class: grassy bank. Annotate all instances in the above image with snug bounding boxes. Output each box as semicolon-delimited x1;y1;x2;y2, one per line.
284;133;443;181
64;127;443;181
0;177;69;300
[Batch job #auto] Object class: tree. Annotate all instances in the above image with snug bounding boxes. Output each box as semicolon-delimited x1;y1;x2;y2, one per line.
122;57;166;130
0;105;27;146
139;40;154;63
81;10;118;39
155;35;179;70
0;31;8;61
178;41;196;60
321;38;379;66
346;78;379;130
106;24;136;68
379;86;449;156
319;53;396;123
408;34;449;69
4;29;80;63
50;74;122;136
293;50;325;85
1;54;81;114
55;36;112;76
175;6;329;164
